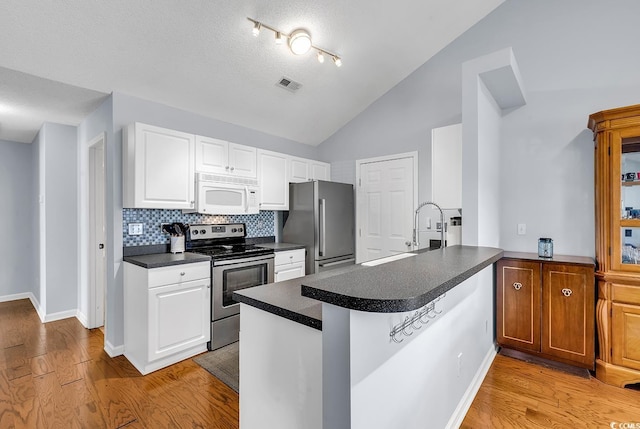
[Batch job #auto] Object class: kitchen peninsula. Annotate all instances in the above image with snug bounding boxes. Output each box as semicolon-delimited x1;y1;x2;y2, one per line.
234;245;503;429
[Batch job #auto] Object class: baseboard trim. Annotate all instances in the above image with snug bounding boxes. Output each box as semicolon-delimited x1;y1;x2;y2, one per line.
76;310;89;328
446;344;497;429
0;292;33;303
42;309;78;323
105;340;124;357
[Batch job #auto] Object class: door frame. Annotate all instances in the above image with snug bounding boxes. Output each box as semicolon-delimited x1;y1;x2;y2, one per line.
355;151;418;263
88;133;107;329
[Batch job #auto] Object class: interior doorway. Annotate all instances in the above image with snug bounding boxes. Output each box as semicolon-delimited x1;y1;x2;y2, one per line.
355;152;417;263
88;133;106;329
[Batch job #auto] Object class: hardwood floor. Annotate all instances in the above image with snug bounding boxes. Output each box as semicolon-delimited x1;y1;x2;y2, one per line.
462;353;640;428
3;298;640;428
0;299;239;428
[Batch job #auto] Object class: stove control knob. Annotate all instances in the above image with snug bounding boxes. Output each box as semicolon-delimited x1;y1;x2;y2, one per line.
231;228;237;233
192;230;198;235
238;227;244;232
200;229;206;234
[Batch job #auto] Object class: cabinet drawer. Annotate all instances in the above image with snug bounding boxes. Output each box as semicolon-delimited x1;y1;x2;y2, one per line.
611;283;640;305
148;262;210;288
275;249;305;266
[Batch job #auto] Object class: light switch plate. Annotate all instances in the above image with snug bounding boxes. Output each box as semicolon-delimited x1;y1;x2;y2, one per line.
517;223;526;235
128;223;144;235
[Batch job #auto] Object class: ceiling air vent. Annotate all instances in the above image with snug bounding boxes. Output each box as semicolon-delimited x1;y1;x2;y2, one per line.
276;77;302;93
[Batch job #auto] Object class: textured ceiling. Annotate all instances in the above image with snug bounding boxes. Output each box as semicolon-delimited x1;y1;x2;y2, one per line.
0;0;504;144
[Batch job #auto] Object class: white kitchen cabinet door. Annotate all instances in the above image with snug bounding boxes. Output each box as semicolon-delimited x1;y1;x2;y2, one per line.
258;150;289;210
289;157;310;183
310;161;330;181
123;122;195;209
229;143;257;178
148;278;210;362
275;264;305;282
431;123;462;209
195;135;229;174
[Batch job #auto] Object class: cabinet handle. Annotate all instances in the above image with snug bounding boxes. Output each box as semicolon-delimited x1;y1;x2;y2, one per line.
513;282;522;290
180;272;185;276
562;288;572;297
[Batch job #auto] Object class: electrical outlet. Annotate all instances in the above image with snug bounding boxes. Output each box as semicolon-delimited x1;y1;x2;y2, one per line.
128;223;143;235
517;223;526;235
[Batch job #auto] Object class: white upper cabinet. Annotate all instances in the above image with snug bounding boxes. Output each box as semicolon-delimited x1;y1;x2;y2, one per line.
258;149;290;211
289;157;331;183
123;122;195;209
196;136;257;178
431;123;462;209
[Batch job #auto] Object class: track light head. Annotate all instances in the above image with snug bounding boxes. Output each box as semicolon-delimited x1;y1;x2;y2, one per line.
333;56;342;67
252;21;261;37
317;51;325;63
275;31;283;45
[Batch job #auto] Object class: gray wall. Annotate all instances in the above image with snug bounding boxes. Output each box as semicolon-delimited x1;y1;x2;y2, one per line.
42;123;79;314
0;140;34;299
317;0;640;257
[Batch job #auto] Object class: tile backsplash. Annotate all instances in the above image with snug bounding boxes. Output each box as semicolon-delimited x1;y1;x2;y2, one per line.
123;209;275;247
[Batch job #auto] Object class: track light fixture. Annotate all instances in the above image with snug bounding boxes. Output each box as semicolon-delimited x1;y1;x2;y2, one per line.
247;17;342;67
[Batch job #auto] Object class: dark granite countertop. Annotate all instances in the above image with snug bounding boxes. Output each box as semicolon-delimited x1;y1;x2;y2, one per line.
234;264;367;330
257;242;306;252
302;245;503;313
123;252;211;268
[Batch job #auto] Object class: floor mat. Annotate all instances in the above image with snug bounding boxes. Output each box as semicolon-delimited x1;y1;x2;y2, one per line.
193;342;239;393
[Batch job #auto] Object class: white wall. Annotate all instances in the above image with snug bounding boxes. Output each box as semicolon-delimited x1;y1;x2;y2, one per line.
318;0;640;257
0;140;34;300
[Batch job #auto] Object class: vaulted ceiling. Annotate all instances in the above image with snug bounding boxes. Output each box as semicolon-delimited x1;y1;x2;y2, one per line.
0;0;504;144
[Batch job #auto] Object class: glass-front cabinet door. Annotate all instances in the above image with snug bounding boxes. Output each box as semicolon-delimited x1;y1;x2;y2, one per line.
614;128;640;271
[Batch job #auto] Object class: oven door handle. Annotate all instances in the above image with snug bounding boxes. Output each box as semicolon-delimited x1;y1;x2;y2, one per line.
213;254;275;266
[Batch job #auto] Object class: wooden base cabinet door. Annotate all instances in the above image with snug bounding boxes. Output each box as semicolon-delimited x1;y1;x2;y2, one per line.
542;264;595;367
611;302;640;371
497;260;541;352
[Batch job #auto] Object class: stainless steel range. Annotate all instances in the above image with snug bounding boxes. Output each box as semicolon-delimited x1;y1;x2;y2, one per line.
187;223;274;350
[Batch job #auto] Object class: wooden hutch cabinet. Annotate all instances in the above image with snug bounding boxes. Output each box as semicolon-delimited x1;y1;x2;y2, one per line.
589;104;640;387
496;253;595;369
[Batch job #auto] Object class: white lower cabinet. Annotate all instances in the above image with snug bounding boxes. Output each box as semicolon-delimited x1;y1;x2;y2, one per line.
124;261;210;375
274;249;306;282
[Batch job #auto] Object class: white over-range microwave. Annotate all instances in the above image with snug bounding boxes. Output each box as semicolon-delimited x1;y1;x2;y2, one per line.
186;173;260;215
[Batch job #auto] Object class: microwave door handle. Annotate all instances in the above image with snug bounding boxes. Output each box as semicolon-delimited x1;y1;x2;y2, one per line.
245;186;249;213
319;198;326;257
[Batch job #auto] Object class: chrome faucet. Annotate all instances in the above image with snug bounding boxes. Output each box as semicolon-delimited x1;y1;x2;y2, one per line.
413;201;445;249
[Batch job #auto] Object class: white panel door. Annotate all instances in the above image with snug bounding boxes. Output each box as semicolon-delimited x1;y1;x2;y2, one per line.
357;156;415;263
195;135;228;174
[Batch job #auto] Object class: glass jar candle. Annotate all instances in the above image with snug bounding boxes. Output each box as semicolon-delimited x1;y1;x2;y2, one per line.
538;238;553;258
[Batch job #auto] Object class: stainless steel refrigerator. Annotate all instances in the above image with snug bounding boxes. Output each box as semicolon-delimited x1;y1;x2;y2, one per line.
283;180;355;274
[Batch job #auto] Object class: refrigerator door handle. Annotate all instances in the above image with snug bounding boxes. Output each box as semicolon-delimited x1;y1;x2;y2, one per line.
319;198;326;257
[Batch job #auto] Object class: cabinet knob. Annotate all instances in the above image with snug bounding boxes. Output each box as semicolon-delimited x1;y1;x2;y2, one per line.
513;282;522;291
561;288;572;297
180;272;185;276
230;166;235;171
225;166;230;170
